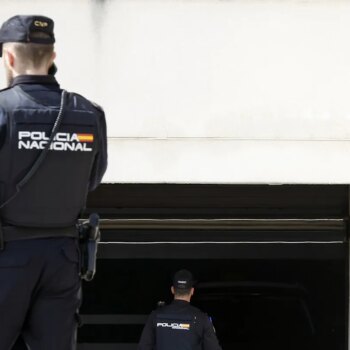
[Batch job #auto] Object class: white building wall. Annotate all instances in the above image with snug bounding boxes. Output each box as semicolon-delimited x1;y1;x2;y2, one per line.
1;0;350;183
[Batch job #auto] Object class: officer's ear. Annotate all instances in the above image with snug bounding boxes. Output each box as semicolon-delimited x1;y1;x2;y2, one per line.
3;48;15;70
47;51;56;72
190;288;194;297
171;286;175;295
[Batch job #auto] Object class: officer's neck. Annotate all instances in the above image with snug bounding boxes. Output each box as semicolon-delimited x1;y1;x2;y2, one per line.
13;68;49;77
174;295;191;303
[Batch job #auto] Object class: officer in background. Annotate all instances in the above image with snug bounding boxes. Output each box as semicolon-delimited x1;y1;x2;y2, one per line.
138;269;223;350
0;15;107;349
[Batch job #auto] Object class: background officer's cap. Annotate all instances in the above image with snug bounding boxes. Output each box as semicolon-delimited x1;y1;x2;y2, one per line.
0;15;55;57
173;269;194;289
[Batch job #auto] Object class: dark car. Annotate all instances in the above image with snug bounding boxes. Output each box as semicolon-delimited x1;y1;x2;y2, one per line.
193;281;316;350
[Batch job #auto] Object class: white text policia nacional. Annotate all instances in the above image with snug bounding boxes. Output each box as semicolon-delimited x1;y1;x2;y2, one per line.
18;131;94;152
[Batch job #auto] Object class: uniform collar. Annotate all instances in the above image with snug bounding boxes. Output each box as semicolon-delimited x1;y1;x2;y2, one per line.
172;299;190;305
11;75;59;87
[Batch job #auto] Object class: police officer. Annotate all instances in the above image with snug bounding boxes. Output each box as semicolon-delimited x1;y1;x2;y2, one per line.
138;269;223;350
0;15;107;349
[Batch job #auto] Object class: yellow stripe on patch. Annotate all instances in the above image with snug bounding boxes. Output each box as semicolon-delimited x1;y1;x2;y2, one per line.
77;134;94;143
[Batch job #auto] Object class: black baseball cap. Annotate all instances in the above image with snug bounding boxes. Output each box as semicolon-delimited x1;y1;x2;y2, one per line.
0;15;55;57
173;269;194;289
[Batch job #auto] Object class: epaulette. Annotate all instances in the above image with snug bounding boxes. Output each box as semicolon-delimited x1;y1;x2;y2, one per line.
66;91;104;114
91;100;104;114
157;301;166;309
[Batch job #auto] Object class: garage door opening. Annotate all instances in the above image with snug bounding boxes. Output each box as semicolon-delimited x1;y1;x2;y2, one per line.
79;185;349;349
78;241;346;350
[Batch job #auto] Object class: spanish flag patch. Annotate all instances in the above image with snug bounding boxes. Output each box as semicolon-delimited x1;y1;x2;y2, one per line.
77;134;94;143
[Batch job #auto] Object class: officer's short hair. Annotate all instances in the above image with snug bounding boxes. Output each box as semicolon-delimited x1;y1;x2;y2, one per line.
4;32;54;69
173;287;192;297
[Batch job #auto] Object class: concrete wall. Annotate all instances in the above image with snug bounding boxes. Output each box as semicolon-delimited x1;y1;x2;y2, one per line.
1;0;349;183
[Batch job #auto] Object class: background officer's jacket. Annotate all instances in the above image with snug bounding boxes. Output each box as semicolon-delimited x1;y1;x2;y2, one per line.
0;75;107;231
138;299;223;350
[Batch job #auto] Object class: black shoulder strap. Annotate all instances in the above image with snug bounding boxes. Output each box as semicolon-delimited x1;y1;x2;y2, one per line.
0;90;68;209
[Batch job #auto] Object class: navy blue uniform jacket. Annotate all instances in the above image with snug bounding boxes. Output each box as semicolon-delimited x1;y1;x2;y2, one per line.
0;75;107;191
138;300;223;350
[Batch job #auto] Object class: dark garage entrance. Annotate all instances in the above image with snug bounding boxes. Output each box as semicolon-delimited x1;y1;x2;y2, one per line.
78;185;349;350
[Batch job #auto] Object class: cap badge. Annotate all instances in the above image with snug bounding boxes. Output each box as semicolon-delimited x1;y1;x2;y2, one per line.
34;20;48;28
